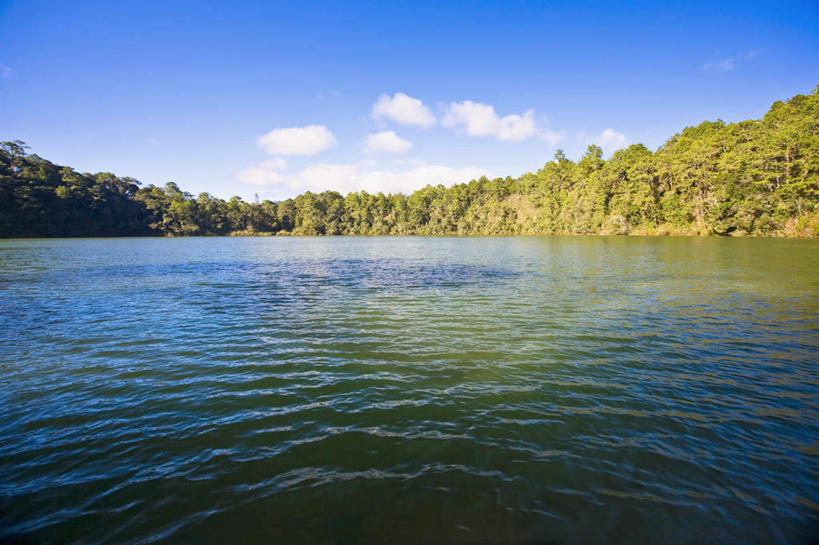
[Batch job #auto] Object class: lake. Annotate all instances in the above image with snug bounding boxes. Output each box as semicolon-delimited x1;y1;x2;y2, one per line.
0;236;817;544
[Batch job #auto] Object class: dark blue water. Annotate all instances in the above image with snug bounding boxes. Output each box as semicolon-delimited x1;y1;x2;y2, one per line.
0;236;817;544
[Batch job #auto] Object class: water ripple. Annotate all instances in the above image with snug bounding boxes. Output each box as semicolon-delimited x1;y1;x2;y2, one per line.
0;236;817;544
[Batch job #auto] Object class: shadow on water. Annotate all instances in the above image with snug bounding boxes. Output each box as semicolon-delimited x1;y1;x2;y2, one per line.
51;258;522;292
0;511;33;545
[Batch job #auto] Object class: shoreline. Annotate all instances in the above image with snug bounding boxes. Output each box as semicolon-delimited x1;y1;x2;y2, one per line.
3;231;817;240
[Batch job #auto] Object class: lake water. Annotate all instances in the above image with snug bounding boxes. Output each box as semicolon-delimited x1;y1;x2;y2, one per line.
0;236;817;544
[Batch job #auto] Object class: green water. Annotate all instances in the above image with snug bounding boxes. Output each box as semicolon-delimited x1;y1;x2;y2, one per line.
0;236;817;544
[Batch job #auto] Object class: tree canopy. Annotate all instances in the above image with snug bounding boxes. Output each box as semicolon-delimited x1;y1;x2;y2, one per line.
2;87;817;238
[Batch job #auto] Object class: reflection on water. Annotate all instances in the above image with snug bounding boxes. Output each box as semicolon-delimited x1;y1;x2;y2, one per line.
0;236;817;544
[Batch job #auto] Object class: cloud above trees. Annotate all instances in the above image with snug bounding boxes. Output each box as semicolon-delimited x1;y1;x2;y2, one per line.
364;131;413;154
240;92;629;196
257;125;337;155
442;101;537;142
371;93;436;128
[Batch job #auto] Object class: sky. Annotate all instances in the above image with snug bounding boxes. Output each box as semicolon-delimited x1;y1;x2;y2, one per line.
1;0;817;201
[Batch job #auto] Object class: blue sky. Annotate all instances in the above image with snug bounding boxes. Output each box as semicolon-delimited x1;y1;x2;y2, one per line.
1;0;817;201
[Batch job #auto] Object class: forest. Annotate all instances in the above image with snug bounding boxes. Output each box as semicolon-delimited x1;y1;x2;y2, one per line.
1;86;817;238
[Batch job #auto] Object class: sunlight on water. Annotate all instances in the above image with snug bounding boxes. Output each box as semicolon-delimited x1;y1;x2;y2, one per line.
0;236;817;544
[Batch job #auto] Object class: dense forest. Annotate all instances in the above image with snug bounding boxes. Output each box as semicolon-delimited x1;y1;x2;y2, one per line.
2;87;817;238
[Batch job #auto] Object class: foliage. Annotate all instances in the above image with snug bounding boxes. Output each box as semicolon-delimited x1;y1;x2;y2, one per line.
2;87;818;238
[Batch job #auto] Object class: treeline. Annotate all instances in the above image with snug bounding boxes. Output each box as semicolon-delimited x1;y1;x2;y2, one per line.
2;87;817;238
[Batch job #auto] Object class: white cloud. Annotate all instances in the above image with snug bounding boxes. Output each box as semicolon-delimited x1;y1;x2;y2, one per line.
265;157;288;170
702;50;761;72
0;64;14;79
703;57;737;72
442;101;536;142
363;131;413;154
372;92;436;128
235;159;289;185
257;125;336;156
235;160;491;195
589;128;629;152
539;130;565;146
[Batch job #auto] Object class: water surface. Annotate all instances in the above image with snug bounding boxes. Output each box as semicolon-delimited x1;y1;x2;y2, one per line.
0;236;817;544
